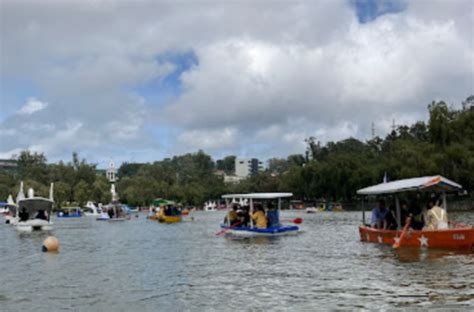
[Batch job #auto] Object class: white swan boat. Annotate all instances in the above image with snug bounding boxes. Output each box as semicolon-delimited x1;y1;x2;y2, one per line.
83;201;102;216
204;201;218;211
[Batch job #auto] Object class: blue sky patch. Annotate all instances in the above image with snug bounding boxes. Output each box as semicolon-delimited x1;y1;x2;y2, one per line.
351;0;407;23
135;50;198;107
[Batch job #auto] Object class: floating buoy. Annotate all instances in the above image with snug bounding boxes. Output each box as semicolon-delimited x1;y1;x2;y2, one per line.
42;236;59;252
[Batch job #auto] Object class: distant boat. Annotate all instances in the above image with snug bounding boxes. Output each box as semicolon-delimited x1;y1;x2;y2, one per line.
14;182;54;232
57;207;82;218
305;207;318;213
203;201;217;211
83;201;101;217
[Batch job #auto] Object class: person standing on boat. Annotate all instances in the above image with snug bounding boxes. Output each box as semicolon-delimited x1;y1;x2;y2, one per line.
371;200;388;229
424;199;448;230
251;204;267;229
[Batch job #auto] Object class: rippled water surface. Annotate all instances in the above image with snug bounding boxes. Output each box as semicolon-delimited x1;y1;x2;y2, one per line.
1;211;473;311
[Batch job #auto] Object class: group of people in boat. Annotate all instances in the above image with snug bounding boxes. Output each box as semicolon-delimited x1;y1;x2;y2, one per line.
371;198;448;231
18;208;48;222
224;203;280;229
98;205;127;219
163;205;181;216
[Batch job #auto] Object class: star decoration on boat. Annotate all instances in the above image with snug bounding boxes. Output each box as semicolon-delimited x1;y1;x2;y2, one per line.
377;235;383;243
393;236;400;244
418;235;429;247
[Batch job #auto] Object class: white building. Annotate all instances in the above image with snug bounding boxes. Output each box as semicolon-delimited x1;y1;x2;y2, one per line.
235;158;263;177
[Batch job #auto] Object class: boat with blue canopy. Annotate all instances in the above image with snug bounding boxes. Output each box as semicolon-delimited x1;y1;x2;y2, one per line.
57;207;82;218
219;193;300;237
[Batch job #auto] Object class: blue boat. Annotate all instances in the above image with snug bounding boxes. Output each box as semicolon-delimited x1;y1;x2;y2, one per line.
219;224;299;237
219;193;300;237
57;207;82;218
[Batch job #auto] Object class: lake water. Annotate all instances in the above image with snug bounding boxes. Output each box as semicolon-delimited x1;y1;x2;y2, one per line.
1;211;473;311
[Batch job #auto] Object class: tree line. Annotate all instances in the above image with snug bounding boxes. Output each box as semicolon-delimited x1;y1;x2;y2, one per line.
0;97;472;207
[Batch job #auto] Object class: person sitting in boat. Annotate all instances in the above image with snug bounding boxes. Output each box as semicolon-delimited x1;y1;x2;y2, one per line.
224;204;240;226
238;206;250;227
371;200;388;229
385;204;397;230
408;202;424;230
424;199;448;230
19;208;29;222
35;209;47;220
251;204;267;229
266;203;280;228
400;200;410;226
108;208;114;219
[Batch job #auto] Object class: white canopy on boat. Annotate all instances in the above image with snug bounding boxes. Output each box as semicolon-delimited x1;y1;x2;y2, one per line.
357;175;462;195
222;192;293;199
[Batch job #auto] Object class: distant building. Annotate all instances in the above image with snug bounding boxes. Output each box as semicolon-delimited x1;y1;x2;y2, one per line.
235;158;263;177
223;175;246;184
0;159;18;174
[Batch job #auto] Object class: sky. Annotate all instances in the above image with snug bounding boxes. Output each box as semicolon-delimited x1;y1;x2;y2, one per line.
1;0;473;168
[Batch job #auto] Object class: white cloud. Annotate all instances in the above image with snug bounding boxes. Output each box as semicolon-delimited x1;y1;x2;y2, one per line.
17;98;48;115
0;0;472;163
176;127;238;151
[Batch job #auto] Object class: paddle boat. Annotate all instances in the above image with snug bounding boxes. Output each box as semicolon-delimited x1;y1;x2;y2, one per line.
96;185;128;222
83;201;101;217
2;195;17;224
219;193;300;237
14;182;54;232
97;203;128;221
357;175;473;251
157;202;182;223
203;201;217;211
57;207;82;218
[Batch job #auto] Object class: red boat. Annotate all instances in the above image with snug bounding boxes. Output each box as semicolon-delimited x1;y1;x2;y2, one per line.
357;175;474;251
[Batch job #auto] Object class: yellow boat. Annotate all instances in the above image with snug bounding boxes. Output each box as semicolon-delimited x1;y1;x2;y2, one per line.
157;206;182;223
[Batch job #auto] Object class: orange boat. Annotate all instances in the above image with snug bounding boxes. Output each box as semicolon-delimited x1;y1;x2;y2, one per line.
357;175;474;251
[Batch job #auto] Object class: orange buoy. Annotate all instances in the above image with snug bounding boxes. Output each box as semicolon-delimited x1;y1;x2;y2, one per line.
42;236;59;252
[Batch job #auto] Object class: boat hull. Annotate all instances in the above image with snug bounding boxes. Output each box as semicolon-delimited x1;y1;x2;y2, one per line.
158;215;182;223
84;212;100;217
16;219;53;232
359;225;474;251
220;225;300;237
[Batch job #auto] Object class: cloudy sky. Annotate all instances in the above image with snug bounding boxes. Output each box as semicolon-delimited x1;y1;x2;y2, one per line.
1;0;473;167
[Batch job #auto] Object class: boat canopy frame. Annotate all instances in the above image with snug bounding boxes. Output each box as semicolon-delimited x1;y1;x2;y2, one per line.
221;192;293;228
357;175;463;230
